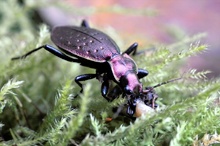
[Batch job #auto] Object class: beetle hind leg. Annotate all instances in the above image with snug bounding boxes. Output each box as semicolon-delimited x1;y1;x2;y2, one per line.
11;44;80;63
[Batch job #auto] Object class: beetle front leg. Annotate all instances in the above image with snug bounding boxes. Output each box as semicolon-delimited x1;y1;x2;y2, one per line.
126;98;138;117
137;69;149;79
107;85;123;101
126;105;135;117
75;74;97;92
101;74;122;101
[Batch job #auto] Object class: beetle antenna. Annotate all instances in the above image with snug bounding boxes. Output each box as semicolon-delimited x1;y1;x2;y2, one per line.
11;46;45;60
152;77;182;89
152;72;186;89
143;74;183;94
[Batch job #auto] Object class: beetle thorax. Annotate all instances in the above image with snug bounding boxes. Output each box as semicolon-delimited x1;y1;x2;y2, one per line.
109;54;137;80
108;54;142;94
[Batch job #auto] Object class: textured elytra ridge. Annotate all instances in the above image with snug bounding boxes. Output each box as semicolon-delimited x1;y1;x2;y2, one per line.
51;26;121;62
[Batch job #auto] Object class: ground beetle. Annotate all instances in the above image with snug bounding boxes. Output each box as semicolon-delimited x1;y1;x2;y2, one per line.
12;20;178;117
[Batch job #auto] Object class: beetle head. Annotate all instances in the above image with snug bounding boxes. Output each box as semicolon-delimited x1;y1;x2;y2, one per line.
111;88;158;118
125;90;157;117
120;72;142;96
141;87;158;108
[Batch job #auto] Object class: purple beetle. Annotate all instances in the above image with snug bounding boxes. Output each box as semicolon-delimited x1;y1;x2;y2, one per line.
12;20;159;116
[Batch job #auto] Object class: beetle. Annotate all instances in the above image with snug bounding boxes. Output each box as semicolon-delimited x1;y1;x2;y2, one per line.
11;20;176;116
12;20;148;97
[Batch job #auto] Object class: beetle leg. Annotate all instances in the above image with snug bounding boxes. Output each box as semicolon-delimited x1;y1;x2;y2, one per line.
126;98;138;116
126;105;135;116
11;45;80;63
123;43;156;56
97;73;122;101
101;79;109;99
81;20;90;28
122;42;138;56
106;85;123;101
137;69;149;79
75;74;97;92
100;73;112;101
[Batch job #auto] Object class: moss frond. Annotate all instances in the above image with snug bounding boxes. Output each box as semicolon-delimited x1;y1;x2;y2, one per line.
0;79;24;113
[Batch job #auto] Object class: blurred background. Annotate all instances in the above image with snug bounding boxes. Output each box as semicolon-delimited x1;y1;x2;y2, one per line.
36;0;220;78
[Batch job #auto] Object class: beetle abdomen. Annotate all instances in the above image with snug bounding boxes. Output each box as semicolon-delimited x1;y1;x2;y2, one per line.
51;26;120;62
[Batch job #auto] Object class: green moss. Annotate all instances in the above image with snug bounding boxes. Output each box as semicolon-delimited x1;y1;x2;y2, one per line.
0;1;219;146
